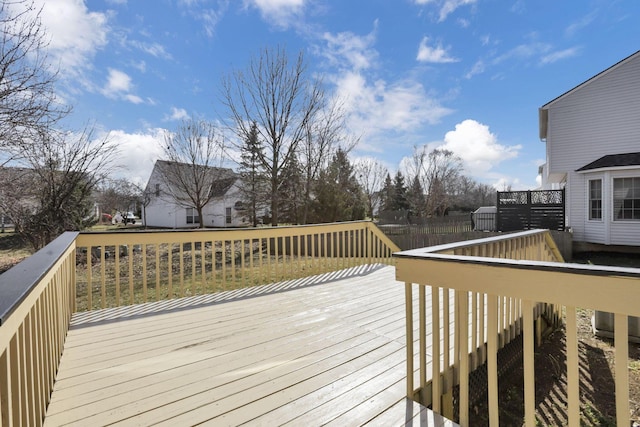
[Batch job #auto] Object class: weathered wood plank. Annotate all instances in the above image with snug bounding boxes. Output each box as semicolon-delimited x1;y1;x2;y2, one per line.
44;266;456;427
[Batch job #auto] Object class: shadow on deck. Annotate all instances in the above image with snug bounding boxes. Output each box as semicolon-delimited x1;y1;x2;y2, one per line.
44;265;458;426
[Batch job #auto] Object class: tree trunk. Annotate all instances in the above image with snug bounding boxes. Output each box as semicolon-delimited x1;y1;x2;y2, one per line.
197;206;205;228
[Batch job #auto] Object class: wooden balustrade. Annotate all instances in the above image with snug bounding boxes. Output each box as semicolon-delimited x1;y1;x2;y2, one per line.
11;224;636;426
0;233;78;427
0;221;398;425
395;229;638;427
74;221;399;311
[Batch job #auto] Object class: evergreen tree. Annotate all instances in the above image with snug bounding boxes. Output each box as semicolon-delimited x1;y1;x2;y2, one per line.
380;173;395;212
312;148;365;223
278;155;304;224
407;175;426;219
238;122;267;226
392;171;409;211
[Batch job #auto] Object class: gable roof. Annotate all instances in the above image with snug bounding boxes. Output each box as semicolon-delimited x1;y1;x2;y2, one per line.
541;50;640;110
148;160;238;197
576;152;640;172
154;160;234;177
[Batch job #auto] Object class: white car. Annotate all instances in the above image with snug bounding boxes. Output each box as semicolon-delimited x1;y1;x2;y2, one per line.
112;211;137;225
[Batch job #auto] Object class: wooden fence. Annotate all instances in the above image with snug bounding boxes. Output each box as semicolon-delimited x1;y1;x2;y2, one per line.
497;189;565;232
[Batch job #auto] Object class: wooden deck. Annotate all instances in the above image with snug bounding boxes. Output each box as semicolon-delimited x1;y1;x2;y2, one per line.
44;265;457;426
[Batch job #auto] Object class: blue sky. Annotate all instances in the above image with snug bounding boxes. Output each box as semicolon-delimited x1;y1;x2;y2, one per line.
28;0;640;189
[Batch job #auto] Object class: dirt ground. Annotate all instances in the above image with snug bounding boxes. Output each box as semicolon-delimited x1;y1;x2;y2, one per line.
471;251;640;426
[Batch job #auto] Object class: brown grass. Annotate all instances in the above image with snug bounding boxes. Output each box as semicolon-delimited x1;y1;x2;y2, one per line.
75;241;362;312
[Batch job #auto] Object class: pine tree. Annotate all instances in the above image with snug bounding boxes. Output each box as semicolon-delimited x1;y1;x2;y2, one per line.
238;122;267;226
380;173;395;212
278;155;303;224
392;171;409;211
312;149;365;223
407;175;426;219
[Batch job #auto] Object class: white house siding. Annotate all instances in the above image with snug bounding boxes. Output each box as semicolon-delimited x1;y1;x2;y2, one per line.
546;53;640;177
143;167;246;229
544;52;640;245
145;198;177;228
577;171;606;244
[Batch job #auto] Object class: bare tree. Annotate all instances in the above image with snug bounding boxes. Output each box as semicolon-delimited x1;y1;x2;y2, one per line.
156;119;230;228
0;127;118;249
0;0;68;151
354;158;388;219
222;46;323;226
409;146;463;217
96;178;142;219
298;99;356;224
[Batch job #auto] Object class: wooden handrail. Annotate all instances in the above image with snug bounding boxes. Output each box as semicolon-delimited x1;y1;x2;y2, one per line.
395;229;637;427
74;221;398;311
0;221;398;425
0;232;78;426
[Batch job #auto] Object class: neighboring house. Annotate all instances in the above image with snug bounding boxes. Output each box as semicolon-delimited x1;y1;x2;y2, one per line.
144;160;247;228
538;50;640;246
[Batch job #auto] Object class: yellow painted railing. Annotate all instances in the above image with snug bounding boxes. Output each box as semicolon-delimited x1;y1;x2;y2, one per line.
0;221;397;425
75;221;400;311
0;233;77;427
395;229;639;427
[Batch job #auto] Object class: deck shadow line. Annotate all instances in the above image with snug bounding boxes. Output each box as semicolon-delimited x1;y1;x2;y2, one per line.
70;263;390;329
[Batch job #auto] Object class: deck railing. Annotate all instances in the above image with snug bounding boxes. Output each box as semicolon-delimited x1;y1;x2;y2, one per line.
74;221;399;311
0;233;77;427
0;221;398;426
395;229;639;427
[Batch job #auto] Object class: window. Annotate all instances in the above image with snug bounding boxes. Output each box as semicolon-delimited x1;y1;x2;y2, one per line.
614;177;640;220
225;207;232;224
588;179;602;220
186;208;200;225
155;183;160;197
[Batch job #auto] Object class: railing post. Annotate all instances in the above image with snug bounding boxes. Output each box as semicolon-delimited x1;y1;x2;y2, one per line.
432;286;441;413
614;313;630;427
405;282;414;399
487;294;499;427
566;305;579;427
458;290;469;427
419;285;427;400
523;300;535;427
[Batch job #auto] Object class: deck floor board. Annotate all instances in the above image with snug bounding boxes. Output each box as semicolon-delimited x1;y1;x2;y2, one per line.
44;264;457;426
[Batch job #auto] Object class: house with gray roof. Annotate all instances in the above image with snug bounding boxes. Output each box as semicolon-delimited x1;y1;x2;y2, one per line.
143;160;247;228
538;50;640;246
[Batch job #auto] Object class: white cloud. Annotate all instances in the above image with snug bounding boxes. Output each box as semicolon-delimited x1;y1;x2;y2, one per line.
177;0;228;36
129;40;172;60
440;119;521;177
416;37;458;63
102;68;143;104
124;94;144;104
244;0;306;29
166;107;189;121
493;42;552;64
105;68;133;93
438;0;476;22
319;27;453;154
465;60;485;79
540;47;580;65
565;11;597;37
106;128;168;186
320;27;378;71
18;0;110;76
413;0;477;22
334;71;452;144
